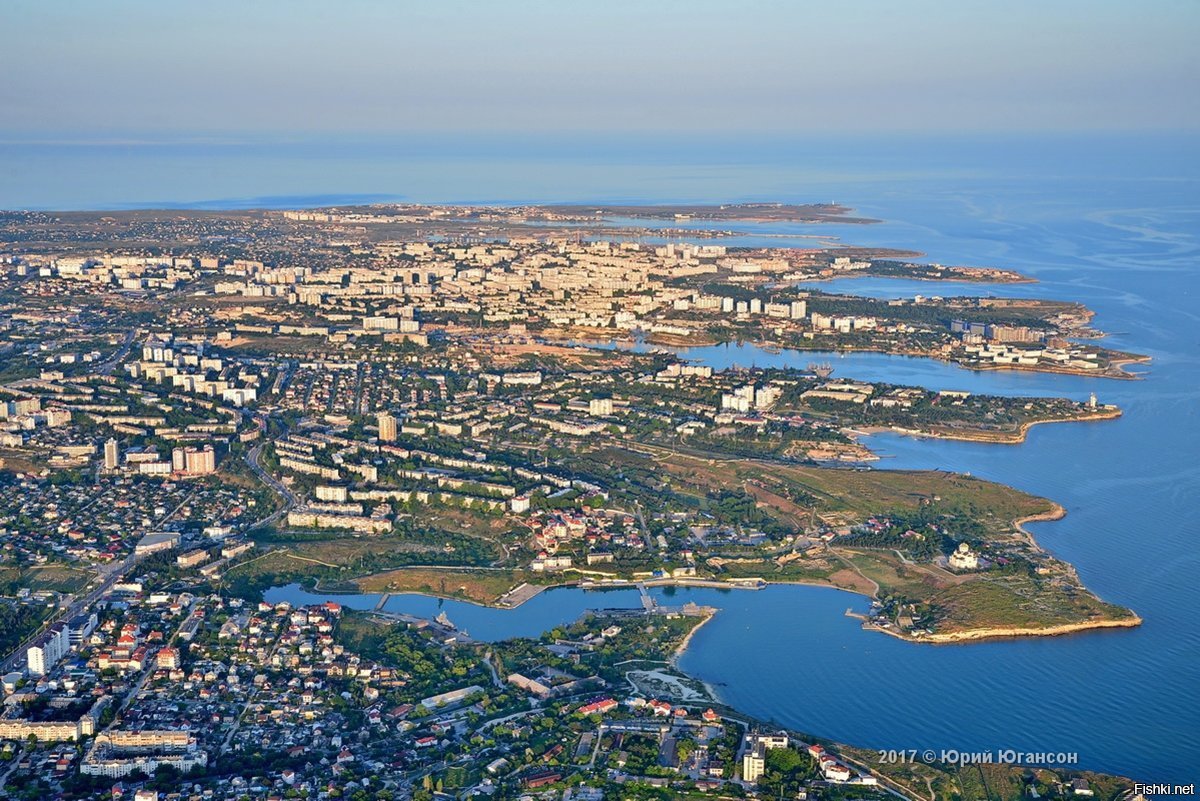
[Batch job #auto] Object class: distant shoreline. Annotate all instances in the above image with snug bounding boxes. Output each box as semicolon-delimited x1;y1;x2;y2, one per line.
567;334;1152;382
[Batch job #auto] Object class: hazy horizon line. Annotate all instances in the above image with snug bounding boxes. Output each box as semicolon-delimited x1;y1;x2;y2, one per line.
2;129;1199;148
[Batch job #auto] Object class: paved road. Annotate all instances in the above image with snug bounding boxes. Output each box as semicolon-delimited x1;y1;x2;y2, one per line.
1;487;199;673
97;328;140;375
244;433;298;530
634;501;661;551
484;650;503;688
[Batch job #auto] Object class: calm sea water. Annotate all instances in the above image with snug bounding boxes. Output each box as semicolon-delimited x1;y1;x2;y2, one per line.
16;134;1197;782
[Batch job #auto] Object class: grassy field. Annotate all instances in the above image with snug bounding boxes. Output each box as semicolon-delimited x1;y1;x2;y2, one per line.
927;574;1139;633
221;550;356;595
839;548;965;596
356;567;528;605
226;527;507;600
0;565;96;595
331;610;394;658
0;450;43;474
252;534;451;570
646;447;1053;534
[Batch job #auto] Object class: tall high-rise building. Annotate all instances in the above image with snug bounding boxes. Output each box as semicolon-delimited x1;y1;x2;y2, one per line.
184;445;216;475
27;623;69;677
588;398;613;417
173;445;216;475
104;437;119;470
742;745;765;783
378;412;397;442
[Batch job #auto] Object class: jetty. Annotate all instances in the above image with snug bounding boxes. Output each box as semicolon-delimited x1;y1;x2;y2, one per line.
585;584;715;620
496;581;546;608
371;609;476;644
638;582;656;611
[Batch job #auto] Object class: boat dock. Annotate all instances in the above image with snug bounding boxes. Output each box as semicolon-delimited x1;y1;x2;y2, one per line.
638;582;656;611
586;584;715;620
371;609;476;644
496;582;547;608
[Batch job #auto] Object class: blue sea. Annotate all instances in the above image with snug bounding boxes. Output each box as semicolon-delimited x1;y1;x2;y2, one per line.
10;133;1196;783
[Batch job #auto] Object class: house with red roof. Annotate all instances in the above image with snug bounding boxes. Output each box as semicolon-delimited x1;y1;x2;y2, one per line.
577;698;618;716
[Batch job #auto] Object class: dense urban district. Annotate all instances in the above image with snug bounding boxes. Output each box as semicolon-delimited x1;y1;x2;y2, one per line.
0;204;1145;800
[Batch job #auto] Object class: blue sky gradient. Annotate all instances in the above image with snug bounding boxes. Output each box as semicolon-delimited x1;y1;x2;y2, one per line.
2;0;1197;139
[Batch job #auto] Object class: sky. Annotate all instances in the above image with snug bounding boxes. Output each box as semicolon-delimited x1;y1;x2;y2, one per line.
2;0;1198;141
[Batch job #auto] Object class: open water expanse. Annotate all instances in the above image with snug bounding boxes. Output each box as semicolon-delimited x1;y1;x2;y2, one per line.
11;134;1197;782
